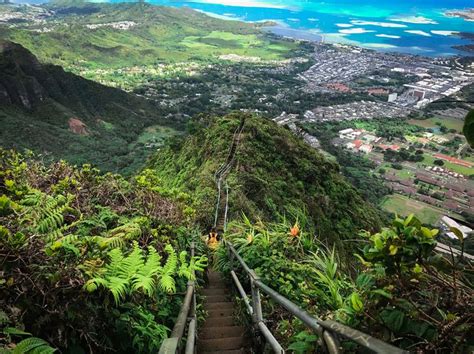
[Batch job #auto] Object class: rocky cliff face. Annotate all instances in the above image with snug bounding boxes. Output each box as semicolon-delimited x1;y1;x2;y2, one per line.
0;41;46;109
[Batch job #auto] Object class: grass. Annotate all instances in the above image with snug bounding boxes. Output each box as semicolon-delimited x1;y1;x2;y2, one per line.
381;194;446;225
408;117;464;133
135;125;181;146
421;155;474;176
395;168;414;180
2;3;299;73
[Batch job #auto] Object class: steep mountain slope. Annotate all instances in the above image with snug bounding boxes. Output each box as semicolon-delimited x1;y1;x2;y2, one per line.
0;40;178;173
149;113;383;245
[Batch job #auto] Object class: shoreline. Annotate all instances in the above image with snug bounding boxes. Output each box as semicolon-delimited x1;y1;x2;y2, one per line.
444;8;474;22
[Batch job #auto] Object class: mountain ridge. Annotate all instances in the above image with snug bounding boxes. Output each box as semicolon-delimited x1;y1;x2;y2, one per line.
0;40;179;173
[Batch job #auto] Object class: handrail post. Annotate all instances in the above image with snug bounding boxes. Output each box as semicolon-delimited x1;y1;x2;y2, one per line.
229;243;234;271
249;270;263;324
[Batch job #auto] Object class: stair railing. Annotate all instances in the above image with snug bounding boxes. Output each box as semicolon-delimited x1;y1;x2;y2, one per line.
159;242;197;354
213;119;245;228
224;241;408;354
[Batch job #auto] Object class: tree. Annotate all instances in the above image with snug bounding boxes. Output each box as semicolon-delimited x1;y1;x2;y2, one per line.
463;109;474;147
434;159;444;166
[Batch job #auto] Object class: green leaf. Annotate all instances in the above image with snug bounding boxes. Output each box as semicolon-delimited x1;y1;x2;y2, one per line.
371;289;393;299
354;254;372;267
350;292;364;312
404;214;414;226
412;263;422;274
288;341;310;354
12;337;52;354
3;327;31;336
389;245;398;255
373;234;383;250
449;227;464;243
421;227;434;239
381;309;405;332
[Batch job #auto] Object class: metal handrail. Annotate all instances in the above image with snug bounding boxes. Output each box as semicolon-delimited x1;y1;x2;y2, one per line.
159;243;197;354
213;119;245;228
225;240;408;354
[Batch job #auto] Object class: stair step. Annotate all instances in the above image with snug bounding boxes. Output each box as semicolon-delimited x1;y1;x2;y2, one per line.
200;350;245;354
202;288;226;295
207;308;233;318
205;302;234;310
199;326;245;340
208;272;224;281
208;284;226;289
198;336;247;351
204;295;228;303
202;316;235;327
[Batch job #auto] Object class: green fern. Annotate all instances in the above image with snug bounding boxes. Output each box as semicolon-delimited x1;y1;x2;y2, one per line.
85;242;207;303
131;246;162;296
159;245;177;293
12;337;55;354
21;191;78;243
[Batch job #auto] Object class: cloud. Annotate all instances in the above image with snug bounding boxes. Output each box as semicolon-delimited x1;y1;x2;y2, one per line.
431;30;459;36
405;30;431;37
376;34;401;39
339;28;376;34
390;16;438;24
191;0;287;9
363;43;398;49
195;9;244;21
351;20;407;28
308;18;318;22
336;23;354;28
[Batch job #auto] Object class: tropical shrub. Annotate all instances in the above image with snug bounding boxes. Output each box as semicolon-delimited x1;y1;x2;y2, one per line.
217;214;473;352
0;149;207;352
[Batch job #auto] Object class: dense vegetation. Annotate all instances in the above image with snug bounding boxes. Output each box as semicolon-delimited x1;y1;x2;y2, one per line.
464;109;474;147
216;215;474;352
0;40;182;174
149;113;383;246
0;149;207;353
0;2;300;73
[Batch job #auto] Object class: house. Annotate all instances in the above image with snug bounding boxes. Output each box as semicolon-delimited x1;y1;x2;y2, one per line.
359;144;373;154
378;144;401;151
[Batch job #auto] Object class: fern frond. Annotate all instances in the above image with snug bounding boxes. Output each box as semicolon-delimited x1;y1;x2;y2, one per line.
131;274;156;297
163;245;177;275
120;242;144;279
158;274;175;293
106;276;129;304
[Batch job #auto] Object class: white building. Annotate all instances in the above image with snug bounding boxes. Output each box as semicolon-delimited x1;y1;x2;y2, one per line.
441;216;472;240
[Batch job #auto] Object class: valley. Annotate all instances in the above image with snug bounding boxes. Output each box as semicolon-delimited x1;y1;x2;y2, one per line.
1;1;473;225
0;2;473;352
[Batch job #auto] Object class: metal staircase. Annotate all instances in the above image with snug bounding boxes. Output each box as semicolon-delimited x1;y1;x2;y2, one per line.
159;118;407;353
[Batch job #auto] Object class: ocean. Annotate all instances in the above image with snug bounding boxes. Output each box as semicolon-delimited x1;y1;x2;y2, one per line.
107;0;474;57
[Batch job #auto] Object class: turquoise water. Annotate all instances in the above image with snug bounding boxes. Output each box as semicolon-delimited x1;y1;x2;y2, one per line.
110;0;474;56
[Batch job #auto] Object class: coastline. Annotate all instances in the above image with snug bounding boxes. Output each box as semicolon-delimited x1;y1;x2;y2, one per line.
444;8;474;22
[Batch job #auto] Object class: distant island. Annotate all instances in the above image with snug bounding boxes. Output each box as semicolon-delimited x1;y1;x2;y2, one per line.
454;32;474;53
445;8;474;21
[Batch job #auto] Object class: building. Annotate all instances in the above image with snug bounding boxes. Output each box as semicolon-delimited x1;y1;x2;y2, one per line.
440;216;473;240
388;93;398;102
359;144;373;154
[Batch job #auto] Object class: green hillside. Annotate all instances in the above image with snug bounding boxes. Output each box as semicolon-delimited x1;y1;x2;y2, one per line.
149;113;383;245
0;2;300;73
0;40;180;173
